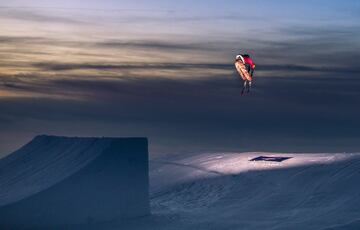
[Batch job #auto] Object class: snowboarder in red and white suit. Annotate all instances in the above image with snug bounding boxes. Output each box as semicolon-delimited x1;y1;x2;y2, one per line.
235;54;256;94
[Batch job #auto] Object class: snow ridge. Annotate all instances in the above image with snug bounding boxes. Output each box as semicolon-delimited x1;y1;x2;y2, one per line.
0;135;112;206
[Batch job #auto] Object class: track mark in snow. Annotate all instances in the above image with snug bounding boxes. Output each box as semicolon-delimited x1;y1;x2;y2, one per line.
150;160;225;176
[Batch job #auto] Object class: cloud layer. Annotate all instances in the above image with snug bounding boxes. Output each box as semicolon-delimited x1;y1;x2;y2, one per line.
0;7;359;155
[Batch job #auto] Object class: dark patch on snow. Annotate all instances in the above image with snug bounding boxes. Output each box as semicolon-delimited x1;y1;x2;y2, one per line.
249;156;292;162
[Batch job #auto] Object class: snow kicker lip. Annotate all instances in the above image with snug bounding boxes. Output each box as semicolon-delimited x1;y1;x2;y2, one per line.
0;135;150;227
249;156;292;162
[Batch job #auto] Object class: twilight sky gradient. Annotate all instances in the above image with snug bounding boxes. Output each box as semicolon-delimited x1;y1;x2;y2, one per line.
1;0;360;156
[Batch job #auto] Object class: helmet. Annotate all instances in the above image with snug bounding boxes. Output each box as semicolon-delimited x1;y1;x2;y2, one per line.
235;54;245;63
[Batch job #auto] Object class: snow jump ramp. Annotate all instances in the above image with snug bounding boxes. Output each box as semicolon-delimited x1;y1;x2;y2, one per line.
0;135;149;228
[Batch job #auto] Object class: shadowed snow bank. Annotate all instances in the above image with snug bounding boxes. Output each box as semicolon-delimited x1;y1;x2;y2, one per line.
0;135;149;228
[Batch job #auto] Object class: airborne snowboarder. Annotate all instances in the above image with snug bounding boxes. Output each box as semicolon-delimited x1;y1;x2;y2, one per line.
234;54;256;95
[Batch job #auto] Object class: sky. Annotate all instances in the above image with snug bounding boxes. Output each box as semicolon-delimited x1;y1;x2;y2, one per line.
0;0;360;156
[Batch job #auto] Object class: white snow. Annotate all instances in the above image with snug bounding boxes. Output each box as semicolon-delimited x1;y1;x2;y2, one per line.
0;135;149;227
0;135;111;206
150;152;354;194
141;152;360;230
1;136;360;229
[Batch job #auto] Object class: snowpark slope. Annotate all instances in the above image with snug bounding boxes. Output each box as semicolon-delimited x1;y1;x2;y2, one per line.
84;152;360;230
0;135;149;228
148;152;360;230
1;135;359;230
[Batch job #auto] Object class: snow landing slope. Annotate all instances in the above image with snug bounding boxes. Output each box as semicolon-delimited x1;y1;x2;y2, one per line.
144;152;360;230
0;135;149;228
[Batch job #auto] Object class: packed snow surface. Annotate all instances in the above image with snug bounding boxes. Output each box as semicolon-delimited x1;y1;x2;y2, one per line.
2;138;359;229
0;135;112;206
0;135;149;227
121;152;360;230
